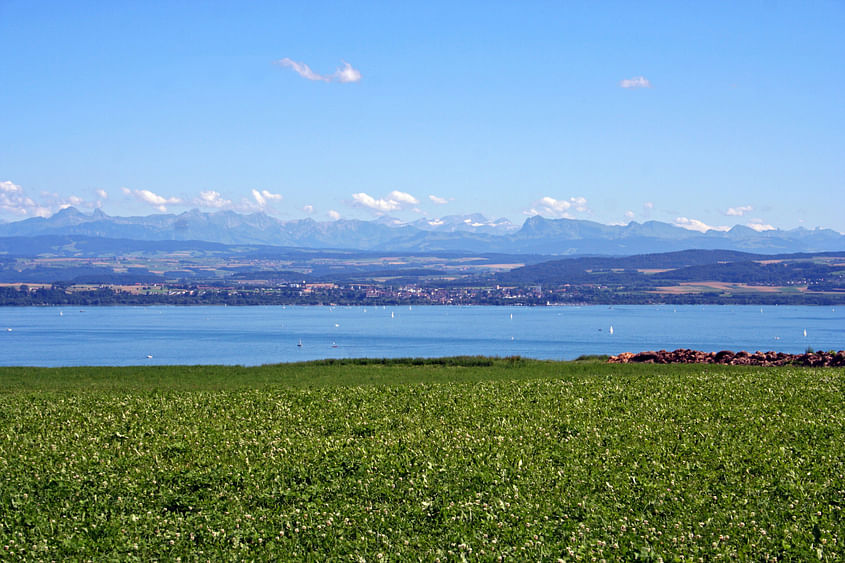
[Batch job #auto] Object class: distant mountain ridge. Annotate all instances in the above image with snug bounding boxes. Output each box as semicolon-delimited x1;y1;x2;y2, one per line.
0;207;842;255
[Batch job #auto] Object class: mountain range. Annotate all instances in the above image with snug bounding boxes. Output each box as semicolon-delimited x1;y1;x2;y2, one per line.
1;207;843;255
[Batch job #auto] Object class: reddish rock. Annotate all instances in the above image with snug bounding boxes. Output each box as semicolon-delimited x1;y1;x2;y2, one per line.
607;349;845;367
714;350;735;364
631;351;660;363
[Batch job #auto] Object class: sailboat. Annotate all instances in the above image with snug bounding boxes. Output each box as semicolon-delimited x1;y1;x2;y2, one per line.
803;329;807;338
297;339;303;347
609;325;614;335
391;311;395;318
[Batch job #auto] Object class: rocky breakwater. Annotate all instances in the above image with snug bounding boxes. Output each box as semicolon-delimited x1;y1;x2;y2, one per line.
608;348;845;367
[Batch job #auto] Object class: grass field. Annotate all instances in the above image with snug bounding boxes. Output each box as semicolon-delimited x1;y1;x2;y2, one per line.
1;359;843;560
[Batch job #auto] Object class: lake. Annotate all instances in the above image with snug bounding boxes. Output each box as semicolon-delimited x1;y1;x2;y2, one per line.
1;305;842;367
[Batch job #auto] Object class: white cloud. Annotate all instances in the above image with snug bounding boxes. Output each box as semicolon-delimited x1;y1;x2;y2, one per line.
390;190;418;205
0;180;100;218
619;76;652;89
725;205;753;216
526;196;588;218
1;180;23;194
124;188;183;212
352;190;419;213
303;204;314;214
352;193;393;212
275;58;362;83
747;219;775;232
333;61;362;83
625;210;635;219
196;190;232;209
187;189;283;213
96;189;108;199
643;201;654;209
673;217;730;233
0;180;48;217
327;209;341;220
429;195;449;205
250;189;283;211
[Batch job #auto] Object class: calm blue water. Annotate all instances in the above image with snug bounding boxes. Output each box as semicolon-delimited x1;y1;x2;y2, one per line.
1;305;842;367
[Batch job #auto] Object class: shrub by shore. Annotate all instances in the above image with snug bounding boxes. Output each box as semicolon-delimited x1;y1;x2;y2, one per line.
609;348;845;367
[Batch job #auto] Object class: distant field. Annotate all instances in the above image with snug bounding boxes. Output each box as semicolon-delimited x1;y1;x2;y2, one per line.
1;359;842;560
653;282;806;295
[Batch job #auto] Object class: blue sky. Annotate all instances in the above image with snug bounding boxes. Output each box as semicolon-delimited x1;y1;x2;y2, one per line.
2;1;844;233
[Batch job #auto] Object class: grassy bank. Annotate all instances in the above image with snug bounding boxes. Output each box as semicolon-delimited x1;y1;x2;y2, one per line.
1;359;843;560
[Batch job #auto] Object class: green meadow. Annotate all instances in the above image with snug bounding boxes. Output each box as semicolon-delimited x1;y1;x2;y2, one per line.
1;359;842;561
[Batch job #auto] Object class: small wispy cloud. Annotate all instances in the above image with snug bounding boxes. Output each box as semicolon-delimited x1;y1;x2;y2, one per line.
96;189;108;200
619;76;652;89
275;58;362;83
674;217;730;233
327;209;341;220
525;196;588;219
276;58;324;81
625;210;635;219
352;190;419;213
303;204;314;214
725;205;753;217
429;195;449;205
123;187;184;212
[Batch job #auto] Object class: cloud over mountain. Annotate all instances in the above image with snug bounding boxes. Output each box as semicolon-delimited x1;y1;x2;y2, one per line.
674;217;730;233
352;191;419;213
526;196;588;219
2;180;98;217
122;188;183;212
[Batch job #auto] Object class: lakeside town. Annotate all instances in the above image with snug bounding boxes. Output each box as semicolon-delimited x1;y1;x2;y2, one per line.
3;277;843;306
